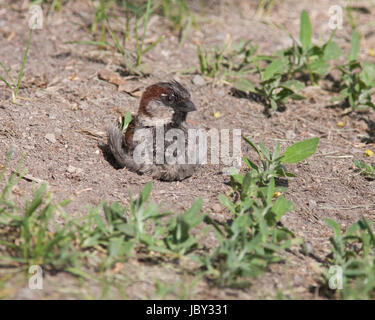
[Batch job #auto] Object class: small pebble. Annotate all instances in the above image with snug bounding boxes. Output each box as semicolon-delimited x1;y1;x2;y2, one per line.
67;165;83;174
211;203;222;212
45;133;56;144
308;199;317;208
285;130;296;140
7;144;17;158
161;50;170;57
192;74;206;86
302;242;313;255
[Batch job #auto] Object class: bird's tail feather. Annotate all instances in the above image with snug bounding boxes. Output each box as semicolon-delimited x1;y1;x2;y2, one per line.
107;125;128;167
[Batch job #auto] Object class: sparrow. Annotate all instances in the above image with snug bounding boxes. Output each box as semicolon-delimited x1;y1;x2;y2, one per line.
107;81;199;181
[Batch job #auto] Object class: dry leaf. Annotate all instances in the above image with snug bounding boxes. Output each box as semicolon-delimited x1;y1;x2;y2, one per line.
98;69;126;87
7;31;15;42
186;119;198;126
111;262;124;274
118;81;142;96
12;171;45;184
77;129;105;140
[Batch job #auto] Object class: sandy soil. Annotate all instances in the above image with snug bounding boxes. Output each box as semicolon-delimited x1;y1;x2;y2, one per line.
0;0;375;299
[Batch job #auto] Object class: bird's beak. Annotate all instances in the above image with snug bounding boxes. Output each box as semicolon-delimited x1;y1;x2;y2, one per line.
176;100;196;112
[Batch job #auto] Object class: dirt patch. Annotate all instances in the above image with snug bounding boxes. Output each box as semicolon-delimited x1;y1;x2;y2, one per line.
1;0;375;299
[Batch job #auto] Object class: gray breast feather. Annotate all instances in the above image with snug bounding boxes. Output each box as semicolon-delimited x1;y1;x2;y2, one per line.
107;124;199;181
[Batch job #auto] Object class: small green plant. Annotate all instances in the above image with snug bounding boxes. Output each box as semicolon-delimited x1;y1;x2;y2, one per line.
219;137;319;216
0;159;78;269
201;137;319;286
76;0;163;75
161;199;206;256
90;0;116;44
161;0;190;29
75;181;206;267
255;0;276;16
119;182;170;245
32;0;64;14
0;28;33;103
324;217;375;299
197;42;229;80
354;160;375;179
160;0;194;46
243;136;319;183
74;202;135;269
332;31;375;111
197;39;259;83
204;178;296;287
234;57;305;111
345;1;363;31
120;111;132;132
196;31;309;111
130;0;163;71
280;10;342;85
74;182;170;267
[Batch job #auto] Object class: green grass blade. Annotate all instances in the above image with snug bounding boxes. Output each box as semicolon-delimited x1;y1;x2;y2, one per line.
348;31;360;62
300;10;312;50
137;0;152;66
14;28;33;102
0;75;13;91
0;61;16;85
142;35;163;55
106;19;125;55
69;40;112;48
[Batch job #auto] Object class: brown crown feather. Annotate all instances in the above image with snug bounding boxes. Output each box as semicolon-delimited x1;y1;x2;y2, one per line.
138;84;168;118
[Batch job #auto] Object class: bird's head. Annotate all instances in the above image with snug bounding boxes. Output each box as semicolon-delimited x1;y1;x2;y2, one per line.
138;81;196;126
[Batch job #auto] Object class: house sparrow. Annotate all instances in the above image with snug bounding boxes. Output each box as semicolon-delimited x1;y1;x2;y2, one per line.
107;81;199;181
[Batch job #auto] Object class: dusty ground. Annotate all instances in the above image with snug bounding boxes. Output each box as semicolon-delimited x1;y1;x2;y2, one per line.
1;0;375;299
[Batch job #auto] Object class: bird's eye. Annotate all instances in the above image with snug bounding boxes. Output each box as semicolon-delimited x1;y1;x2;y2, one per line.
167;94;176;103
